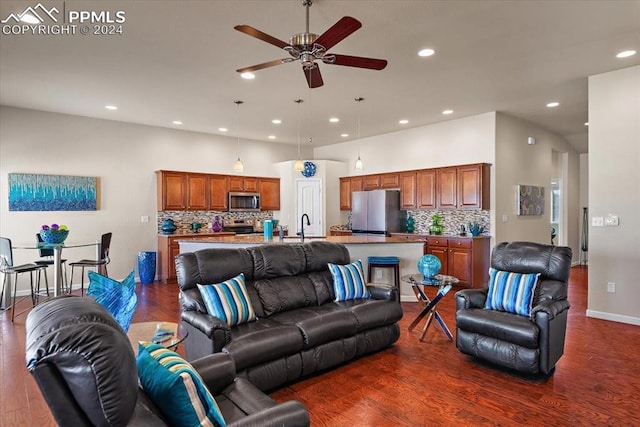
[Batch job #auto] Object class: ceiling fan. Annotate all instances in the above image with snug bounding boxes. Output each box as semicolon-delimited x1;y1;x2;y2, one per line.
234;0;387;88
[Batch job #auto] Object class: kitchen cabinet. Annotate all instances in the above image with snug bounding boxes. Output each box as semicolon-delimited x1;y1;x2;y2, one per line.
363;175;381;190
399;172;417;209
457;163;490;210
380;173;400;189
329;230;353;236
209;175;229;210
157;171;208;211
229;176;259;192
158;233;235;283
424;236;490;287
417;169;436;209
436;167;457;209
260;178;281;211
339;176;364;210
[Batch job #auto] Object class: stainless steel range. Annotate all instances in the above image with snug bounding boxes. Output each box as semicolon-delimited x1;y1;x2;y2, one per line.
222;218;254;234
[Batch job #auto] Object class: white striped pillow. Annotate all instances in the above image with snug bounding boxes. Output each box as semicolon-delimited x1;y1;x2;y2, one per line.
484;268;540;316
328;260;371;302
197;273;256;326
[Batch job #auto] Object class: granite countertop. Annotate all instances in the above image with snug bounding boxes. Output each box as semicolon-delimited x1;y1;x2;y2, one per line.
176;235;423;245
158;232;235;237
390;232;491;239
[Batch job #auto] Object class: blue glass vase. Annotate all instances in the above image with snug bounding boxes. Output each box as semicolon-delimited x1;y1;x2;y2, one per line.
417;254;442;280
137;251;156;284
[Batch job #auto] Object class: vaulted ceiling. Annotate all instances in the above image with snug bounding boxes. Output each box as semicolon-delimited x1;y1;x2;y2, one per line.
1;1;639;154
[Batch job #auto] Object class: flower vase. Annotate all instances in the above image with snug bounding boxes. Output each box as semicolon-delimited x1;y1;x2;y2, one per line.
137;251;156;284
212;216;223;232
406;213;415;233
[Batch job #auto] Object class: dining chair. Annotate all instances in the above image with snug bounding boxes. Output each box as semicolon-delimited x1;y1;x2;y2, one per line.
69;232;112;296
34;234;69;295
0;237;48;322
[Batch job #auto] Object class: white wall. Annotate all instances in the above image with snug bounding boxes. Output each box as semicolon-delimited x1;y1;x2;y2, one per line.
587;65;640;325
0;106;305;291
494;113;580;258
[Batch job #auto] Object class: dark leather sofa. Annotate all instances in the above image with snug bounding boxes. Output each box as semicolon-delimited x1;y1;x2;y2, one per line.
176;241;403;391
455;241;572;375
25;295;310;426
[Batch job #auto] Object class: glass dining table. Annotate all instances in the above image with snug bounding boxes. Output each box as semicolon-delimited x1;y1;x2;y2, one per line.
11;240;101;297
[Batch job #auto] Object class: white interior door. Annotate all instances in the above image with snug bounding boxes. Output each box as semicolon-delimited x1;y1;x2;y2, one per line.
296;179;322;236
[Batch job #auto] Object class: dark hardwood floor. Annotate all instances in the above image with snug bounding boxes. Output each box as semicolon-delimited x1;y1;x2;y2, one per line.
2;266;639;426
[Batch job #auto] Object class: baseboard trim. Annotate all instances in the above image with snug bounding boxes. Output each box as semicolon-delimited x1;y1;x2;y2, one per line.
586;310;640;326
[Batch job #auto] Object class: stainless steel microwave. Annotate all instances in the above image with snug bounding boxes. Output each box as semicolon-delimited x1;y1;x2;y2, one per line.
228;192;260;212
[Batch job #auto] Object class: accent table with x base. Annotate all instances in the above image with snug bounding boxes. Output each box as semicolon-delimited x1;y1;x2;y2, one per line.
401;273;459;342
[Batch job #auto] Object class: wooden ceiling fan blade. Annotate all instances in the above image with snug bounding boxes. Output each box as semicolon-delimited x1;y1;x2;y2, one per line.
304;66;324;88
236;59;287;73
234;25;290;50
314;17;362;51
330;54;388;70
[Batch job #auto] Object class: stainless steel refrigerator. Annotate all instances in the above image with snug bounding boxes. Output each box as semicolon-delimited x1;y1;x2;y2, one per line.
351;190;405;235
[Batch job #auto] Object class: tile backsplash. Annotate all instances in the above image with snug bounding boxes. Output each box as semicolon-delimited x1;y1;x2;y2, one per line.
157;210;274;234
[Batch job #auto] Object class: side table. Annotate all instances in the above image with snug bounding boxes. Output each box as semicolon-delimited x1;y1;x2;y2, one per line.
127;321;188;355
401;274;459;342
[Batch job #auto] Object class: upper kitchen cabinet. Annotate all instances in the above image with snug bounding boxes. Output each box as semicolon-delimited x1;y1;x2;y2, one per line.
399;172;417;209
260;178;281;211
209;174;229;211
417;169;436;209
157;171;210;211
229;176;259;192
436;163;491;210
380;173;400;189
157;170;186;210
363;174;381;190
457;163;490;210
339;176;364;210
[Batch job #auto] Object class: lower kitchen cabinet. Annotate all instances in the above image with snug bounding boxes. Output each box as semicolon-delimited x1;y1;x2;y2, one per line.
424;236;490;287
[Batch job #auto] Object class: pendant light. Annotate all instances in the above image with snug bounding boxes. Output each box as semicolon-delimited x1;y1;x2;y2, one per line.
233;100;244;172
293;99;304;171
354;97;364;171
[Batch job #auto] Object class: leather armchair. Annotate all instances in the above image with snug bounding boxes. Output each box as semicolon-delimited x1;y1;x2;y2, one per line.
25;295;310;426
455;241;572;375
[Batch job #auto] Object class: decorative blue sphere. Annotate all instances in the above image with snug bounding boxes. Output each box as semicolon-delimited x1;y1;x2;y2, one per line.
301;161;317;177
417;255;442;278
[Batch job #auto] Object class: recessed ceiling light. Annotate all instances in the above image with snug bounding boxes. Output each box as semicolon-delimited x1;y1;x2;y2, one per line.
172;120;183;125
584;122;589;126
105;105;118;110
546;102;559;108
272;119;282;124
218;127;228;132
240;72;255;79
442;109;454;115
19;13;39;24
329;117;339;123
418;48;435;57
398;119;409;124
341;133;349;138
268;135;276;139
616;50;636;58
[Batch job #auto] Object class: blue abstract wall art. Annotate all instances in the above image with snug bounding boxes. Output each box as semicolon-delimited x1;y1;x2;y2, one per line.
9;173;97;211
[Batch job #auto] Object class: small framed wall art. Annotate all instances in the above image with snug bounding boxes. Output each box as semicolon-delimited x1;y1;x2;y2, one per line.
517;184;545;216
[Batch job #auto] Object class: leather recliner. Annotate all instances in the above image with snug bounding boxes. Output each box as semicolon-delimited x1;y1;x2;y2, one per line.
455;241;572;375
25;295;310;426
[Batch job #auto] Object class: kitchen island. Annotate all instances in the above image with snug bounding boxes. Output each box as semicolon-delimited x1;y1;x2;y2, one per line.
177;235;424;301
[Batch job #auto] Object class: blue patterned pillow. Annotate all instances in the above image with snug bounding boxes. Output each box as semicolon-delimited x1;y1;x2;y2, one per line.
137;342;226;427
484;268;540;316
197;273;256;326
87;270;137;332
328;260;371;302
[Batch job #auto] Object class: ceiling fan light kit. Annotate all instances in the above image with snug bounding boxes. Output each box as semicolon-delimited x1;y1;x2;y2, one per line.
234;0;387;88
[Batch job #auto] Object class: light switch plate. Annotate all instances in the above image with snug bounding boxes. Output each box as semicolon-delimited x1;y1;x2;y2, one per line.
592;217;604;227
141;215;149;223
605;215;619;226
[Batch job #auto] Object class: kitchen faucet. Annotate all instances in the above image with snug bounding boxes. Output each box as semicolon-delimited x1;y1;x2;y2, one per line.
300;214;311;241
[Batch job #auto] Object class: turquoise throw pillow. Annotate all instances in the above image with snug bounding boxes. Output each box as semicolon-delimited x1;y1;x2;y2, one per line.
484;268;540;317
197;273;257;326
87;270;137;332
328;260;371;302
137;342;226;427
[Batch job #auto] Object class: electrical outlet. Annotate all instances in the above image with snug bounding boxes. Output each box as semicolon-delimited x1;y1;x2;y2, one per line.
375;270;383;280
141;215;149;223
502;214;509;223
592;217;604;227
607;282;616;293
